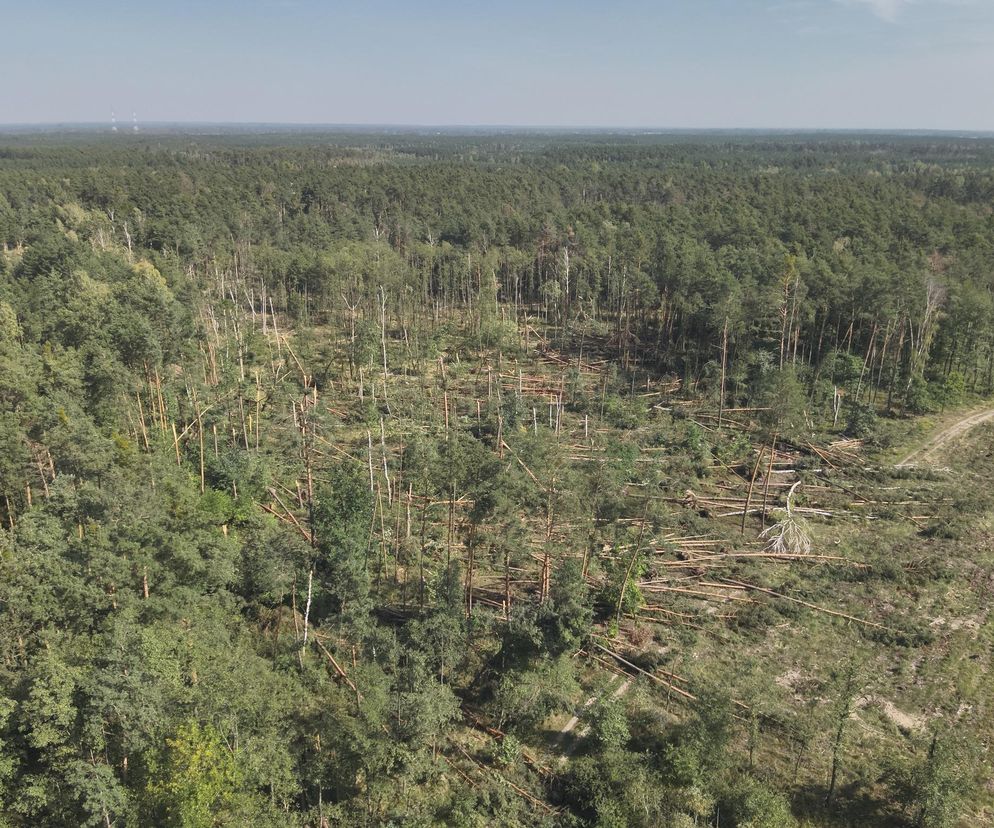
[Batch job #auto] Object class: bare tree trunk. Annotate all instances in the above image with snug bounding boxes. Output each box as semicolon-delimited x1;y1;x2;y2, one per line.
379;285;390;410
302;568;314;646
741;444;765;535
718;316;728;428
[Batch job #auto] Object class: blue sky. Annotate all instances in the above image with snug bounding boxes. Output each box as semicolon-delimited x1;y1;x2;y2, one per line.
2;0;992;128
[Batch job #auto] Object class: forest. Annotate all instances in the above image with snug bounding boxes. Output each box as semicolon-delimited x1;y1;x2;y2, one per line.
2;130;994;826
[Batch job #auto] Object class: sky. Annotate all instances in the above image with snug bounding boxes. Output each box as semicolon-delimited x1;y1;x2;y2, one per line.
1;0;992;130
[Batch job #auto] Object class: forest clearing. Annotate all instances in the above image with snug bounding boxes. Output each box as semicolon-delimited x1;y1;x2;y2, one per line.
895;405;994;466
1;131;994;827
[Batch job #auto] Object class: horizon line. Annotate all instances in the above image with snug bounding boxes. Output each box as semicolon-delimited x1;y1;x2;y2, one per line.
0;121;993;136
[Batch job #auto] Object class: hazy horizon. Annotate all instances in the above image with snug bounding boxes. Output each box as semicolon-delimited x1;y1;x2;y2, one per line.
3;0;994;131
1;122;992;137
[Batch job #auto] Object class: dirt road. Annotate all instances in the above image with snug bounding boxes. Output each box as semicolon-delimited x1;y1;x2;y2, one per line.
896;405;994;467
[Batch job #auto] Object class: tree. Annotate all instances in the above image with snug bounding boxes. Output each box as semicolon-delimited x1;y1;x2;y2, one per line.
589;694;631;751
886;729;973;828
312;462;374;626
825;654;864;807
142;721;248;828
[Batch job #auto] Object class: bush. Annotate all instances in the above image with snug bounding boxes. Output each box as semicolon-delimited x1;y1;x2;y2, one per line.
757;367;808;439
719;778;798;828
602;394;648;429
934;370;966;410
490;733;522;767
844;400;877;438
589;696;631;750
905;376;934;414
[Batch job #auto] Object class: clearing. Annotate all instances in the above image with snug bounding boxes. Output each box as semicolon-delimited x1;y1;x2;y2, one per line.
895;404;994;467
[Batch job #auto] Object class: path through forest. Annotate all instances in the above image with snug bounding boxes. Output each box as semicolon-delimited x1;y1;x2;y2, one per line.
555;677;632;762
896;404;994;467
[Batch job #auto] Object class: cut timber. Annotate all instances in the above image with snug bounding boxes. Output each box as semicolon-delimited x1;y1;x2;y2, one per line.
590;640;697;701
312;637;362;704
720;578;900;632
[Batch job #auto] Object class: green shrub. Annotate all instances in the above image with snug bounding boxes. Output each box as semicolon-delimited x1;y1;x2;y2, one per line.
719;778;798;828
844;400;877;438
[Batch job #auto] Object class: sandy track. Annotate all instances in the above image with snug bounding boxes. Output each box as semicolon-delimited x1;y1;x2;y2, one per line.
555;677;632;762
896;405;994;467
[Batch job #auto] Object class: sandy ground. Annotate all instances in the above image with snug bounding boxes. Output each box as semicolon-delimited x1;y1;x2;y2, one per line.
896;405;994;466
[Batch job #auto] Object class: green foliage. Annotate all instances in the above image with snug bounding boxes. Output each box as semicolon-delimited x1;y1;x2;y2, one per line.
601;394;648;429
490;655;580;733
561;748;672;827
2;132;994;826
542;559;595;655
313;462;375;624
490;733;522;767
142;721;247;827
933;371;966;411
682;423;712;477
830;351;864;389
758;367;808;438
884;731;974;828
905;376;934;415
588;695;631;751
719;779;798;828
844;400;877;438
0;695;15;814
662;688;734;788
